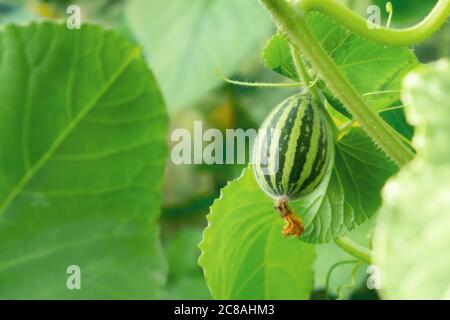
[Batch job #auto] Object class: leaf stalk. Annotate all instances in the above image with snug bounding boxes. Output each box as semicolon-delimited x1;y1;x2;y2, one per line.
335;237;372;264
297;0;450;46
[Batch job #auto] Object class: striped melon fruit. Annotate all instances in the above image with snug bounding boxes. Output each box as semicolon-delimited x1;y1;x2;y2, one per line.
253;93;334;236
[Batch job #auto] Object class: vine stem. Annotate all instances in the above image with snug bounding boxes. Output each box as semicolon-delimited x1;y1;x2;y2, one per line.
324;260;359;300
289;45;338;138
336;261;363;299
297;0;450;46
216;69;303;87
260;0;414;166
335;237;372;264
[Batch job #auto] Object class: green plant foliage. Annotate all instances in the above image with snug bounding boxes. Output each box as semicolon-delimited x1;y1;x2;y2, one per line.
199;127;397;275
307;11;417;112
199;168;316;299
298;128;398;242
0;0;447;302
126;0;273;109
208;126;396;244
263;21;418;113
373;59;450;299
0;22;168;299
199;124;397;295
262;34;298;82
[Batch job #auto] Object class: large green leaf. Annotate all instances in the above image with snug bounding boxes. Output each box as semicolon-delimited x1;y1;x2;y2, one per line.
307;12;418;112
199;168;316;299
373;59;450;299
0;22;168;299
298;128;397;243
126;0;272;109
263;14;418;113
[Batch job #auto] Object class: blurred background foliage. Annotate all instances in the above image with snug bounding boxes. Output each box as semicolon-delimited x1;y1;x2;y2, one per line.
0;0;447;299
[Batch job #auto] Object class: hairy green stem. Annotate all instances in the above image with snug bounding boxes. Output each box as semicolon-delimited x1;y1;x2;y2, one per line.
217;69;303;88
261;0;415;165
289;45;338;137
335;237;372;264
297;0;450;46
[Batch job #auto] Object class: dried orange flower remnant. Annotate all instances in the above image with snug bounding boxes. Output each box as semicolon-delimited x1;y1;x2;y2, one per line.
274;197;304;237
